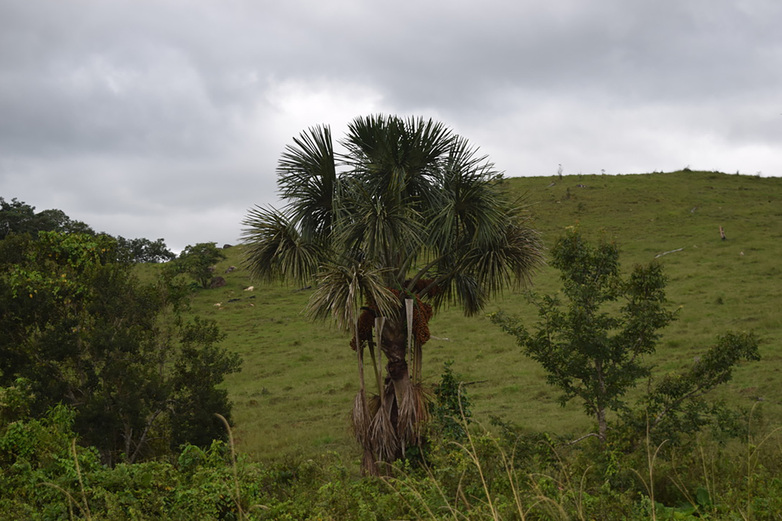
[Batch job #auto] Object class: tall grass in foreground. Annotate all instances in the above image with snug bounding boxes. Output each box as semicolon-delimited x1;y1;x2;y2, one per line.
2;397;782;519
383;405;782;521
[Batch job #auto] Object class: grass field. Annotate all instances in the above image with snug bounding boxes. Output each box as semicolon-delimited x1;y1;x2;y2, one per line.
158;169;782;467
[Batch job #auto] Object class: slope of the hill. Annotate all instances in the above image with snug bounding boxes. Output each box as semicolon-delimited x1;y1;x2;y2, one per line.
184;170;782;462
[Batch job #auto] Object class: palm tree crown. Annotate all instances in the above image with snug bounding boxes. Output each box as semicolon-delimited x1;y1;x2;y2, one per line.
243;114;542;324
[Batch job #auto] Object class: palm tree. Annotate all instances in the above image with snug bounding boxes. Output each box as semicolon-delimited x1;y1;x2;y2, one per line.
242;115;543;474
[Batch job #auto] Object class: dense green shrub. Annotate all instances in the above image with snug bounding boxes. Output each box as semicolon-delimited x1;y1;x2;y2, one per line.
0;232;241;464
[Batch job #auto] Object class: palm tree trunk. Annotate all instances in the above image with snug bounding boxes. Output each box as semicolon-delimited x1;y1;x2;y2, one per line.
356;319;367;399
370;317;397;467
405;298;416;382
373;317;386;400
353;319;381;475
413;339;423;386
380;314;424;453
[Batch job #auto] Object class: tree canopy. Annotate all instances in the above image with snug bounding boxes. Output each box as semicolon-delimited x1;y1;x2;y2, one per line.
1;197;175;263
0;197;93;239
243;115;542;319
0;231;240;464
167;242;227;288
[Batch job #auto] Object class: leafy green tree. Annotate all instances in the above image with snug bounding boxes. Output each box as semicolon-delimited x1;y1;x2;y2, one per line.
493;229;760;445
171;242;227;288
0;197;38;238
242;115;543;473
0;231;241;464
0;197;93;238
1;198;173;263
116;236;176;263
492;229;677;442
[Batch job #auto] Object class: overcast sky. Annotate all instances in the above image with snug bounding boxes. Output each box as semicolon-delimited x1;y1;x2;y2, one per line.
1;0;780;252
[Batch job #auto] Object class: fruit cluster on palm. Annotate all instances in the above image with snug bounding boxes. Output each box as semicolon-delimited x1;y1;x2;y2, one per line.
242;115;543;475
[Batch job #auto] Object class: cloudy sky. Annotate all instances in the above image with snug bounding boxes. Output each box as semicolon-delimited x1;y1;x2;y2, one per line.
1;0;780;252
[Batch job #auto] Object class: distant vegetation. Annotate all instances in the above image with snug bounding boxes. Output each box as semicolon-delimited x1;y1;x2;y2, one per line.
2;168;782;519
0;197;176;263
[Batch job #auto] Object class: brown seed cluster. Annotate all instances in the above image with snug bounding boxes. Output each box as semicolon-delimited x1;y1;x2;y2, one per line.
349;284;436;350
350;307;377;351
411;299;432;345
410;278;440;297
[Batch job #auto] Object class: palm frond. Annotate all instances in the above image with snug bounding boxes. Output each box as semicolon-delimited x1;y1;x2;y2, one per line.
277;125;338;241
439;273;486;316
396;381;431;449
307;258;398;331
240;206;324;285
427;217;543;315
426;137;505;251
343;115;453;208
335;181;424;277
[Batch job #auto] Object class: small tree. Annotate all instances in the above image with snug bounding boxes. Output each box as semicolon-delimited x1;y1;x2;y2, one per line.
173;242;226;288
491;229;676;442
431;361;472;442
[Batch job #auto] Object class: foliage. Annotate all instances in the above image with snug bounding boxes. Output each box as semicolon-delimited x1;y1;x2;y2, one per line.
0;231;241;464
242;114;543;473
0;196;94;239
170;241;227;288
1;196;176;264
430;360;472;442
0;377;34;426
115;235;176;263
621;331;760;447
492;228;677;441
492;229;761;449
2;381;782;519
0;404;410;520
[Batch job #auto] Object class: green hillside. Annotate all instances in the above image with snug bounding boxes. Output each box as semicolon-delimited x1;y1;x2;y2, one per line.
178;170;782;463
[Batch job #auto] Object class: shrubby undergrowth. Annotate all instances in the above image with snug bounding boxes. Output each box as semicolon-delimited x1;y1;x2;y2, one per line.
2;391;781;520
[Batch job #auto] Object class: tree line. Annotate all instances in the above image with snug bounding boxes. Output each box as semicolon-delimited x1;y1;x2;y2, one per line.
0;197;175;263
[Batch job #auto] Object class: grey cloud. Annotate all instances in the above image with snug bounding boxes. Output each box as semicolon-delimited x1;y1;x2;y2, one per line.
1;0;780;250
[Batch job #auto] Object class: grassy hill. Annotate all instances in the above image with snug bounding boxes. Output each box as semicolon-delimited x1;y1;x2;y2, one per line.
171;169;782;464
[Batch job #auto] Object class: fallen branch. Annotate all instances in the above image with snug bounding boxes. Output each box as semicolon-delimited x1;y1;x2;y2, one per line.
567;432;601;445
655;247;684;258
